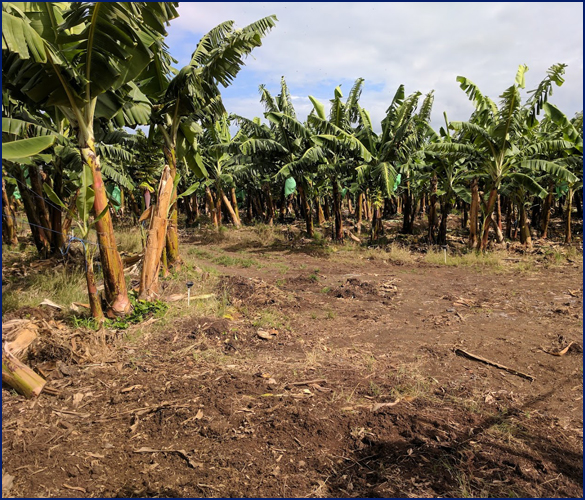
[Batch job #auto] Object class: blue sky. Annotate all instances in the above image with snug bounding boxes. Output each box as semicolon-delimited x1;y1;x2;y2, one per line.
165;2;583;132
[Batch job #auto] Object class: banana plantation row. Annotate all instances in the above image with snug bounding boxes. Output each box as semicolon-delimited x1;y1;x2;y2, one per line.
2;3;583;323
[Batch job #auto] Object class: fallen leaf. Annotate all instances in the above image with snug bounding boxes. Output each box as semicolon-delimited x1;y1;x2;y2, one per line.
2;473;15;494
195;409;203;420
257;330;276;340
453;297;475;307
541;341;582;356
86;452;105;459
40;299;64;310
72;393;84;408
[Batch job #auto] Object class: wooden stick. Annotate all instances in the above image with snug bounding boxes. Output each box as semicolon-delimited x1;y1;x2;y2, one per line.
285;378;327;389
454;348;535;382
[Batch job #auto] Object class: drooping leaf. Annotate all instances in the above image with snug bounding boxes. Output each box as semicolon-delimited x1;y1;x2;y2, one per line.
1;10;48;62
177;182;201;199
2;135;55;159
521;160;578;184
308;95;327;121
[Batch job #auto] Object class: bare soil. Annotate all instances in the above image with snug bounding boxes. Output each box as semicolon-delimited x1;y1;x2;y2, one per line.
2;226;583;498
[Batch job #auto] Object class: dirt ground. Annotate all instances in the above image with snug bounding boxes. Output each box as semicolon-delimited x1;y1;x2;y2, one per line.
2;225;583;498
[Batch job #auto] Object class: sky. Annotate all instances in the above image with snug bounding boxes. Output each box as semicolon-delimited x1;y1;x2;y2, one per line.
165;2;583;132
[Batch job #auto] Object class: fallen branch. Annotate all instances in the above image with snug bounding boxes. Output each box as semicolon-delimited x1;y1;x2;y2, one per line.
344;229;362;244
454;348;535;382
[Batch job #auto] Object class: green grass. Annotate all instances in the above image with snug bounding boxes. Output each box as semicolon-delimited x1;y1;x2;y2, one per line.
188;246;260;268
114;227;144;254
423;248;505;269
251;308;290;331
2;267;87;316
213;254;260;268
272;263;291;274
188;247;214;260
356;244;416;265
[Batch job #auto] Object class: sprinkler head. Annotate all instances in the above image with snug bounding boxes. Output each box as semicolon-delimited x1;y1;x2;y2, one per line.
186;281;194;289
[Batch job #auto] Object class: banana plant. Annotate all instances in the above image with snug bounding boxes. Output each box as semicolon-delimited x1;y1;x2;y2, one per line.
296;79;373;240
1;127;55;249
2;1;179;315
2;96;62;255
232;107;294;225
423;112;478;245
239;77;317;234
43;164;110;320
197;114;243;228
352;85;433;237
540;104;583;243
436;63;571;251
139;15;277;300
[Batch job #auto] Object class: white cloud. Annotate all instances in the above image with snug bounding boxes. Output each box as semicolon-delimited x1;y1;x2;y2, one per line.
168;2;583;130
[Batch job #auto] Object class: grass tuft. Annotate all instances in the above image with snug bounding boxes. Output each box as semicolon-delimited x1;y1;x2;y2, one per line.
423;248;505;269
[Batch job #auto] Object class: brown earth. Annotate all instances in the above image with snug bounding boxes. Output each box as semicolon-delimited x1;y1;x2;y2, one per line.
2;226;583;498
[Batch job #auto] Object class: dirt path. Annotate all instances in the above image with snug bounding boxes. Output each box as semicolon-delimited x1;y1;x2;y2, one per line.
2;233;583;497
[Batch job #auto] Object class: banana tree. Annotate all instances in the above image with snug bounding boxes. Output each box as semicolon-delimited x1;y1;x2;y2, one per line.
230;115;281;224
2;122;56;248
443;63;570;251
538;104;583;243
198;114;242;228
304;80;374;240
239;77;316;234
2;1;178;315
43;164;110;320
139;16;277;299
351;85;433;238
